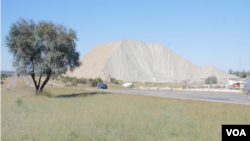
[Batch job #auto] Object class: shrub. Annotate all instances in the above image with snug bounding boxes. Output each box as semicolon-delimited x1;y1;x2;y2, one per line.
62;79;67;84
91;79;98;87
205;76;217;84
96;77;102;83
51;84;53;86
1;81;3;84
113;79;119;84
41;90;53;97
71;81;77;86
16;98;22;106
78;78;87;84
88;78;93;83
110;77;119;84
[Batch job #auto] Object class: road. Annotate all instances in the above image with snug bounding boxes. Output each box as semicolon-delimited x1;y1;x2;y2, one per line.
7;73;17;88
85;88;250;105
23;77;35;87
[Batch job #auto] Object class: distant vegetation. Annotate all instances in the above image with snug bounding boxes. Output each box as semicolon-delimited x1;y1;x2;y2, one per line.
205;76;217;84
110;77;119;84
229;69;249;78
60;76;102;87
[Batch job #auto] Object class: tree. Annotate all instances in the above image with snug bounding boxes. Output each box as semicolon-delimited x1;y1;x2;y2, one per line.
205;76;217;84
96;77;102;83
234;70;239;77
88;78;93;83
78;78;87;84
247;70;250;76
229;69;233;74
5;18;81;93
241;69;247;78
110;77;119;84
91;79;98;87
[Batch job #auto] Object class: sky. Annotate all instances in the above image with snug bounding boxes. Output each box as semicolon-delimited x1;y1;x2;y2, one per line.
1;0;250;73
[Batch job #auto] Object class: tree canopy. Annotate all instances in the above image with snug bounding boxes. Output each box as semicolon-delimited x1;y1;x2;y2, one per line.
5;18;81;93
205;76;217;84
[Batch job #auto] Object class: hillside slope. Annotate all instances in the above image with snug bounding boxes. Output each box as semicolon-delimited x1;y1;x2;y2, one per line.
66;40;237;82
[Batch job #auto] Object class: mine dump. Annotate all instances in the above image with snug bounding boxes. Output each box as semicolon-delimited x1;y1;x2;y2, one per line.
66;40;237;83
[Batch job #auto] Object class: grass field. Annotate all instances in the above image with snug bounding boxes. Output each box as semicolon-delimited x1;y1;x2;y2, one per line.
2;87;250;141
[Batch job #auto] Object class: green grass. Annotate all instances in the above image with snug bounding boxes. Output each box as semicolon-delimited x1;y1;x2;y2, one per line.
1;87;250;140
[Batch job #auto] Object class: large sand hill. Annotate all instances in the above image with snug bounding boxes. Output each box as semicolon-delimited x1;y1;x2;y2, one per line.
66;40;236;82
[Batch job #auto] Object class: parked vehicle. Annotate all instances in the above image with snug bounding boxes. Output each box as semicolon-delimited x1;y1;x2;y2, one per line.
97;82;108;89
123;83;133;88
228;80;241;90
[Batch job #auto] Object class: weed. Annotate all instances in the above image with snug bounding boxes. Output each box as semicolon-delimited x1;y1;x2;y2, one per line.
16;98;22;106
40;90;53;97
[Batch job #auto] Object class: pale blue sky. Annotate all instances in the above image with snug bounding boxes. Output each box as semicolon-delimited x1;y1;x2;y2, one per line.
1;0;250;72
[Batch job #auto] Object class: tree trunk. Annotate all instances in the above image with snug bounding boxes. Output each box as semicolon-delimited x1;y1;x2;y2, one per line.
39;72;51;93
31;73;39;94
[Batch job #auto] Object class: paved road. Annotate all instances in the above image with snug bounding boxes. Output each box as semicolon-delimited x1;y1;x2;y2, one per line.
23;77;35;87
85;88;250;105
7;73;17;88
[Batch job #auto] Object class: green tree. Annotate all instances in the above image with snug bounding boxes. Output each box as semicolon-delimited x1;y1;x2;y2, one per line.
229;69;233;74
110;77;119;84
91;79;98;87
88;78;93;83
78;78;87;84
205;76;217;84
5;18;81;93
241;69;247;78
234;70;239;76
96;77;102;83
71;81;77;86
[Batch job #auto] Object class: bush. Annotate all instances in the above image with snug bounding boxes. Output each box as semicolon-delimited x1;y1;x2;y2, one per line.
78;78;87;84
205;76;217;84
88;78;93;83
16;98;22;107
62;79;67;84
96;77;102;83
41;90;53;97
113;79;119;84
1;81;3;84
71;81;77;86
91;79;98;87
110;77;119;84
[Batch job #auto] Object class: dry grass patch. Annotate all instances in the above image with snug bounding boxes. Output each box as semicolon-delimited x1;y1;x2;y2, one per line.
14;77;29;88
2;88;250;140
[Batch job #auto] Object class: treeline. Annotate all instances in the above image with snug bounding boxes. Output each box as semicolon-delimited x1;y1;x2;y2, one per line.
51;75;120;87
59;76;103;86
1;74;12;84
229;69;250;78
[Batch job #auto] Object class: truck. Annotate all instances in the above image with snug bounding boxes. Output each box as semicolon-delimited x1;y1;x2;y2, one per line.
228;80;241;90
97;82;108;89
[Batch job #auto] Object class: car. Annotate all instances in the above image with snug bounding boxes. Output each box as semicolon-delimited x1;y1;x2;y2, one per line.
97;82;108;89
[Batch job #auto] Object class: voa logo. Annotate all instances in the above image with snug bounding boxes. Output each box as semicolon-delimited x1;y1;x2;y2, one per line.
226;129;246;136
